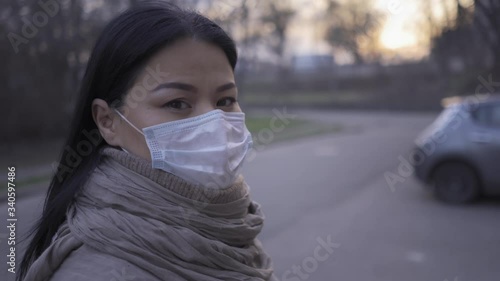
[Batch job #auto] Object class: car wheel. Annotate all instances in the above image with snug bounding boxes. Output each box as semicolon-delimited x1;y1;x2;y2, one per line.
431;162;480;204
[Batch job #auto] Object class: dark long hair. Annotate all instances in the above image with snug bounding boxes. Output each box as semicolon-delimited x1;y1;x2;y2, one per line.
18;2;237;280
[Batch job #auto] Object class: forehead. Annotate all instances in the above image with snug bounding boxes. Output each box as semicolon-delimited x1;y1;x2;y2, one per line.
139;38;233;80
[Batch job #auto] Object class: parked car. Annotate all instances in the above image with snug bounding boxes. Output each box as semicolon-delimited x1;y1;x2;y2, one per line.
412;95;500;203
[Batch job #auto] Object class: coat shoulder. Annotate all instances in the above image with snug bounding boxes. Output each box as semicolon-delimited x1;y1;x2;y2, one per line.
49;244;158;281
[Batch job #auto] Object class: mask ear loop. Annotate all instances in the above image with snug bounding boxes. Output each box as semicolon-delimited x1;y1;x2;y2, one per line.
113;109;145;136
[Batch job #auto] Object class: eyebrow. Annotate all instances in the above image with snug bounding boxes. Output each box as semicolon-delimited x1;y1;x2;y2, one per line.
153;82;236;93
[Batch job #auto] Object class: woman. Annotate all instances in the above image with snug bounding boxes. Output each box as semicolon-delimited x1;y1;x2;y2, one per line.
18;2;276;281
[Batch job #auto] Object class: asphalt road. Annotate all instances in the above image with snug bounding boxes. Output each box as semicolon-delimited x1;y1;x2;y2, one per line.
2;110;499;281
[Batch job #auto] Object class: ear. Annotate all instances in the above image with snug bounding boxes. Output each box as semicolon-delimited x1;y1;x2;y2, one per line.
91;98;122;147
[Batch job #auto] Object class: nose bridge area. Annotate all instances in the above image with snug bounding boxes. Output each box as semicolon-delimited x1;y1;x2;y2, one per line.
195;99;217;116
192;87;220;116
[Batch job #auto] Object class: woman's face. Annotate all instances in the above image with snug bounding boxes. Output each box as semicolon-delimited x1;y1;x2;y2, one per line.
92;38;240;160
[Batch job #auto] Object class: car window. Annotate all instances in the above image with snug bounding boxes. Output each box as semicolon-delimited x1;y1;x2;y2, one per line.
492;106;500;127
472;103;500;128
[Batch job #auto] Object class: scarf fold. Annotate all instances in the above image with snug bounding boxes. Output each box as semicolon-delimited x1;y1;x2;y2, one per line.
24;146;276;281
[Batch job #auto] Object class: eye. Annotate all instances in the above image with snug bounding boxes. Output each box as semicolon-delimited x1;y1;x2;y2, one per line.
217;97;237;107
164;99;191;110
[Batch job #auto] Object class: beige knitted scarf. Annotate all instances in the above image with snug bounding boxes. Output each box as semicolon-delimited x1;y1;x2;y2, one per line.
24;146;276;281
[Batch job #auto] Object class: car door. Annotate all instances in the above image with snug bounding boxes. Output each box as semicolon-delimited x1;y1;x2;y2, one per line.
469;101;500;192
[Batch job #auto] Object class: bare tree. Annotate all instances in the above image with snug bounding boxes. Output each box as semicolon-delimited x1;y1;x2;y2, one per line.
1;0;123;141
474;0;500;78
324;0;383;64
260;0;295;63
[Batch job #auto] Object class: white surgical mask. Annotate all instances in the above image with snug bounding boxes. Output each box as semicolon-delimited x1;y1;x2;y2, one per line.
115;109;253;189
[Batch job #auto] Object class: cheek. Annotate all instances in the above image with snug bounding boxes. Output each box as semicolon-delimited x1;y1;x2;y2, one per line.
121;126;152;161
